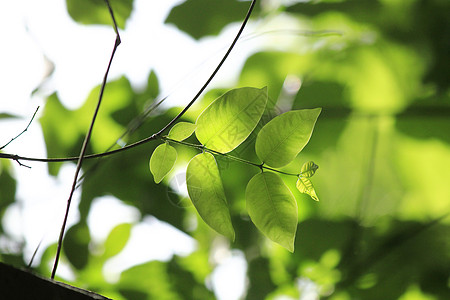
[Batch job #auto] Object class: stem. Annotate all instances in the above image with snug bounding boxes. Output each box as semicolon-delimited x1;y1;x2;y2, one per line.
0;106;40;151
162;136;298;177
51;0;121;280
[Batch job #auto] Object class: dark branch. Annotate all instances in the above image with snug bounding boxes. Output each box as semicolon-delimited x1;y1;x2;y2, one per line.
0;106;40;151
51;0;121;280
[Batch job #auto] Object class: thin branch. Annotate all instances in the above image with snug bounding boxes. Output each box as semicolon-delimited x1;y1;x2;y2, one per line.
0;106;40;150
51;0;121;280
14;159;32;169
0;136;157;163
241;29;343;43
27;238;43;269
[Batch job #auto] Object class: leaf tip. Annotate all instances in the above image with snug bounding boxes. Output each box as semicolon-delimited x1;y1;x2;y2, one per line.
153;177;163;184
281;237;295;253
227;229;236;242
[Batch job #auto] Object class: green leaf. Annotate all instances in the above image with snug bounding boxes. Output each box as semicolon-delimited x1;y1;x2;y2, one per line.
40;77;134;176
63;223;90;270
66;0;133;29
246;172;297;252
0;162;16;211
0;113;18;119
118;261;179;299
196;87;268;153
150;143;177;184
255;108;322;168
186;152;235;240
168;122;197;141
103;223;132;259
296;177;319;201
301;161;319;178
145;70;159;99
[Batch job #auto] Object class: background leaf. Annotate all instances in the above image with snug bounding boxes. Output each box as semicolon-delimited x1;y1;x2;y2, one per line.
0;113;19;120
118;261;180;300
150;143;177;184
39;77;135;176
165;0;254;39
168;122;197;141
246;172;297;252
63;222;91;270
186;152;235;240
66;0;133;29
102;223;132;259
256;108;321;168
195;87;267;153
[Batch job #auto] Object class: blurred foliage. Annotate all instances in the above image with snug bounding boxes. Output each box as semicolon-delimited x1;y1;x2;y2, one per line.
1;0;450;299
66;0;133;29
165;0;256;40
0;113;19;120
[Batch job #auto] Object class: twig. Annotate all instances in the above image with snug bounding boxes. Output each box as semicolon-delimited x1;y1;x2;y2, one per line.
0;106;40;151
27;238;43;269
51;0;121;280
14;159;31;169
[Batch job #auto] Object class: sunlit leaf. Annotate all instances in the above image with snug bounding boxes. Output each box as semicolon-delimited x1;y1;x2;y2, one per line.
168;122;197;141
196;87;268;153
246;172;297;252
296;177;319;201
103;223;132;259
301;161;319;178
150;143;177;184
186;152;235;240
66;0;133;29
255;108;321;168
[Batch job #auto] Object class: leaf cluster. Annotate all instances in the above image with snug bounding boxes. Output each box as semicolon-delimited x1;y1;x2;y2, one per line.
150;87;321;251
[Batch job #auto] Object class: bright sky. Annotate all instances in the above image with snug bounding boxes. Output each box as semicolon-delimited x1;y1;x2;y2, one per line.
0;0;263;299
